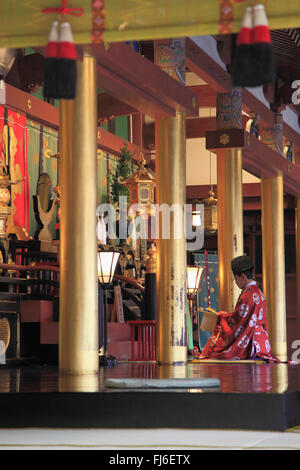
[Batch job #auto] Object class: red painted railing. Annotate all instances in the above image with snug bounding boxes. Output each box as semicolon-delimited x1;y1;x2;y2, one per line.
127;320;156;361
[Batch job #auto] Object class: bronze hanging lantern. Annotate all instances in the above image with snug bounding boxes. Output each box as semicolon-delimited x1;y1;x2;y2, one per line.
122;156;156;215
202;186;218;234
201;149;218;234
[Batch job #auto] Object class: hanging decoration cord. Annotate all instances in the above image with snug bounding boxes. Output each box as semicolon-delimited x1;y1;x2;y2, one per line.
209;107;214;191
42;0;84;18
204;250;212;309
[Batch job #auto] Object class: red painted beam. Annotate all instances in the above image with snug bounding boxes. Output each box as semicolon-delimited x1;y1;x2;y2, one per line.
5;84;144;160
243;133;300;197
186;184;294;210
186;38;231;93
186;183;261;200
204;126;300;197
6;83;59;128
144;117;217;148
98;93;138;119
80;43;199;119
186;184;262;211
188;85;216;107
187;117;216;138
131;113;144;148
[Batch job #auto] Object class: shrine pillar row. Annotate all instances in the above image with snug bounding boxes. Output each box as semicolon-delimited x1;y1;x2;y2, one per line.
59;53;99;376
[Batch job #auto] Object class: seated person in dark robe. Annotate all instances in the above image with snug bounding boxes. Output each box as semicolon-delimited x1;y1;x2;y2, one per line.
200;255;278;362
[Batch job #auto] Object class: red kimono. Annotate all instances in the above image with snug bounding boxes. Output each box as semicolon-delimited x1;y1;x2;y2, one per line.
200;281;278;362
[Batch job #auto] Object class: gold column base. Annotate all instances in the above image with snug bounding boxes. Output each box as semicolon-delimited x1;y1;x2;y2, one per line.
59;371;99;392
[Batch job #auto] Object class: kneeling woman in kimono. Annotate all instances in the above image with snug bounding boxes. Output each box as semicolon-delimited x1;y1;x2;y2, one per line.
200;255;278;362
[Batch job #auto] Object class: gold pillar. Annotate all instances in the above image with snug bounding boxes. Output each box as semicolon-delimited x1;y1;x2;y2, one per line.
215;89;243;312
155;112;187;365
261;174;287;361
217;148;244;312
59;54;99;375
296;198;300;340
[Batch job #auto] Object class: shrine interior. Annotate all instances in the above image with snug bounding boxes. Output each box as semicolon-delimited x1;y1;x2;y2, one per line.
1;3;300;438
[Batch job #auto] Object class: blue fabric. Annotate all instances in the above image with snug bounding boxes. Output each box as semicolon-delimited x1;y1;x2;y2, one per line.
194;253;219;349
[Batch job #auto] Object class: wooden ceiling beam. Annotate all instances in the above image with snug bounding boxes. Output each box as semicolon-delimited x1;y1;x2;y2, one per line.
98;93;138;120
4;84;145;160
206;128;300;197
186;38;231;93
186;183;261;200
243;133;300;197
6;83;59;128
143;117;216;148
80;43;199;119
186;183;294;210
188;85;216;107
186;117;216;138
144;114;249;147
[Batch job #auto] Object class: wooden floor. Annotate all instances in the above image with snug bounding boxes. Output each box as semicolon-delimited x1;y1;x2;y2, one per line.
0;360;299;430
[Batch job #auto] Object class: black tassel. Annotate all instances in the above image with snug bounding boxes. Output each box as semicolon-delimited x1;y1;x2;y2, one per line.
232;7;253;87
57;59;77;99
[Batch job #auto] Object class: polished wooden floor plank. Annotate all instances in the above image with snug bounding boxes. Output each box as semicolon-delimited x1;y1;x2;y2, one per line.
0;361;298;394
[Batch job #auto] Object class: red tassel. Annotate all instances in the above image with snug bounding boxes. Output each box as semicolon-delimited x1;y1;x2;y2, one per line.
57;21;77;99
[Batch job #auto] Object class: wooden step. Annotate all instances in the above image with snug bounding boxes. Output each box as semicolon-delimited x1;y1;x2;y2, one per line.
40;323;136;361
